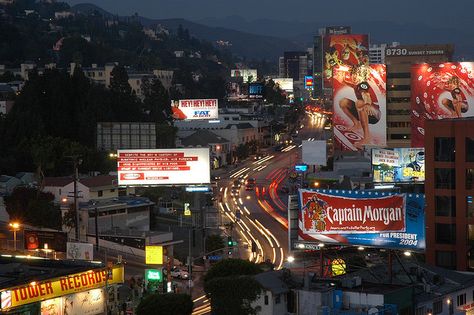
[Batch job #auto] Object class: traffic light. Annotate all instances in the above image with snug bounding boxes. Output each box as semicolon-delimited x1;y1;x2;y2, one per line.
227;236;233;247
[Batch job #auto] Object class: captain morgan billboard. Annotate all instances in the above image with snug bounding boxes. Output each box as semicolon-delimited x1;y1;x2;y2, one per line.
323;34;369;89
332;64;386;151
171;99;218;121
411;62;474;147
298;189;425;250
117;148;210;186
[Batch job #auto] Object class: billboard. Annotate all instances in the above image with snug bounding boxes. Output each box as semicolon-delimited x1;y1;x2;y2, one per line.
325;26;351;35
372;148;425;183
298;189;425;250
248;83;264;99
171;99;218;120
117;148;210;186
231;69;258;83
273;78;294;92
323;34;369;89
304;76;314;90
66;242;94;260
411;62;474;147
302;140;327;166
24;230;67;252
332;64;386;151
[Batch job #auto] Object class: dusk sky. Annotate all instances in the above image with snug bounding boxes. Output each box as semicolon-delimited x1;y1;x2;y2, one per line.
65;0;471;28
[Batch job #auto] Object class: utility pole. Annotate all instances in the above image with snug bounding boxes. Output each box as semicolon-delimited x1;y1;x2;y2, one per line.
73;158;80;241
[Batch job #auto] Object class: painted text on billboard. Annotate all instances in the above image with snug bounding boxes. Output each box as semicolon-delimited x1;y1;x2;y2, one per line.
171;99;218;120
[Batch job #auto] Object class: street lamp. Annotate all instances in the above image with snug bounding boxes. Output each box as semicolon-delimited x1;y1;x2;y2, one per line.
9;221;21;251
287;256;295;263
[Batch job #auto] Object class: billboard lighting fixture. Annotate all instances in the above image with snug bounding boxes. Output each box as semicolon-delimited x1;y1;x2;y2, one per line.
208;120;221;124
297;243;305;249
374;184;395;190
357;246;365;251
403;251;411;257
287;256;295;263
318;243;325;248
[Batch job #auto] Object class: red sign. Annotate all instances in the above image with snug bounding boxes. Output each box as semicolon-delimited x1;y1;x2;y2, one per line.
300;191;406;234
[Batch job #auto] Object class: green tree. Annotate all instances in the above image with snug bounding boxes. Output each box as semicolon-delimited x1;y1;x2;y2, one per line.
136;293;193;315
109;65;142;121
205;234;225;253
204;259;263;315
5;187;61;229
142;77;170;123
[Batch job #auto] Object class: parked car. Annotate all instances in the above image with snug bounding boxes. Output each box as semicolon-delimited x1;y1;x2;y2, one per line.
163;266;189;279
231;187;240;197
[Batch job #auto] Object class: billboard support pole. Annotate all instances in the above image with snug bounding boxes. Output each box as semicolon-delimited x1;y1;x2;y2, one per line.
388;250;393;284
320;247;324;278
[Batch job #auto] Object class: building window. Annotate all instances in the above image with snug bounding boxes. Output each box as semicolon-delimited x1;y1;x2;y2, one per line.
468;225;474;245
415;306;425;315
435;196;456;217
457;293;466;306
468;196;474;218
264;295;268;305
110;189;115;193
467;138;474;162
98;190;103;197
435;168;456;189
435;223;456;244
433;300;442;314
390;134;410;140
467;169;474;190
435;251;456;269
275;294;281;304
435;137;455;162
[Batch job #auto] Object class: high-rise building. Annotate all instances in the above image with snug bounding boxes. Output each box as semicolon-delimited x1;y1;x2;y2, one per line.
369;42;400;64
424;117;474;271
385;44;454;148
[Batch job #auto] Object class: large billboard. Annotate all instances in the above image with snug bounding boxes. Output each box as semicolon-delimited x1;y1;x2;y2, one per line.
298;189;425;250
323;34;369;89
171;99;218;121
273;78;294;92
332;64;386;151
248;83;264;99
231;69;257;83
372;148;425;183
411;62;474;147
24;230;67;252
117;148;210;186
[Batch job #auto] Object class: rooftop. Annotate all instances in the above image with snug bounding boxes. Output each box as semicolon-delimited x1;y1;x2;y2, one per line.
181;129;229;147
43;175;117;188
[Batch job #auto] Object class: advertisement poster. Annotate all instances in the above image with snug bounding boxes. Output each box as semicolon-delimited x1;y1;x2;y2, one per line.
332;64;386;151
231;69;257;83
411;62;474;147
304;76;314;90
372;148;425;183
66;242;94;260
298;189;425;250
117;148;210;186
248;83;264;99
323;34;369;89
273;78;294;92
171;99;218;121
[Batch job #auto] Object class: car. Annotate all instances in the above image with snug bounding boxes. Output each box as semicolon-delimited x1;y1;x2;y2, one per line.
211;175;221;181
233;179;241;188
231;187;240;196
245;178;256;190
163;266;189;279
274;145;284;152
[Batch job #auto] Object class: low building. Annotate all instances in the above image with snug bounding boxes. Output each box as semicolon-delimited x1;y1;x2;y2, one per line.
0;175;22;195
252;271;290;315
0;256;124;314
180;129;230;169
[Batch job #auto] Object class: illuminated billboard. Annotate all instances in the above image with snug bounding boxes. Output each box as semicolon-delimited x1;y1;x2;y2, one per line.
248;83;264;99
171;99;218;121
332;64;386;151
231;69;258;83
117;148;210;186
298;189;425;250
323;34;369;89
273;78;294;92
304;75;314;90
372;148;425;183
411;62;474;147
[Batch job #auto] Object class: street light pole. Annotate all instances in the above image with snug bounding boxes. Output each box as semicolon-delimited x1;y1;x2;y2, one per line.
73;159;80;241
9;222;20;251
95;207;99;251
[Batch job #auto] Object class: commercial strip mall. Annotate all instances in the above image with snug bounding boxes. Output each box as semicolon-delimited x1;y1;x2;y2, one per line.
0;255;124;314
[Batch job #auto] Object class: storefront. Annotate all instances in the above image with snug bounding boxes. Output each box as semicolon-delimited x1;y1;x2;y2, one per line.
0;265;124;315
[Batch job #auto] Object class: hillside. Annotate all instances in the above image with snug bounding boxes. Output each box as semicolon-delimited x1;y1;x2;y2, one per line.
71;3;303;61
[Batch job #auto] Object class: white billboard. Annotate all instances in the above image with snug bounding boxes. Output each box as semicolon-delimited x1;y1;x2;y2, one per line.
273;78;294;92
117;148;211;186
231;69;258;83
66;242;94;260
171;99;218;120
302;140;327;166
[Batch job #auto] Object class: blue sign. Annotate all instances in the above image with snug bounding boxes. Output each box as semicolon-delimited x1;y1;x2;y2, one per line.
208;255;223;261
298;189;426;251
295;164;308;172
185;186;210;192
248;83;264;99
